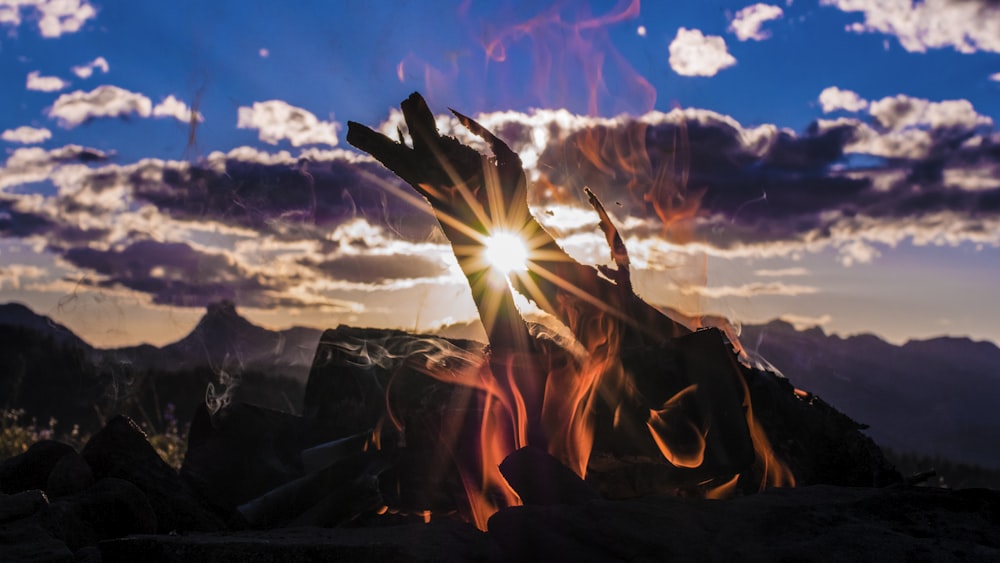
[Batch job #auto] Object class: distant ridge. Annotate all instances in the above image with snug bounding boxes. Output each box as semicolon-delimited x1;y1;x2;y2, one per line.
741;320;1000;468
0;302;91;350
2;300;999;467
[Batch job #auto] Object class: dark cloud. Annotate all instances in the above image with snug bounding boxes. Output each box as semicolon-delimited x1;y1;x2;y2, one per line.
61;240;279;307
525;103;1000;254
130;153;438;241
302;253;448;284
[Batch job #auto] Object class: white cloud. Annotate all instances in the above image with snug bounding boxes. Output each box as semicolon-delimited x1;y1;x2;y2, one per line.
259;48;270;58
675;281;819;298
0;0;96;38
0;264;47;290
778;313;833;329
868;94;993;131
991;72;1000;82
48;85;152;128
754;267;810;277
72;56;109;79
729;3;784;41
822;0;1000;54
669;27;737;77
152;95;204;123
237;100;340;147
0;144;106;191
26;70;69;92
818;86;868;113
2;126;52;144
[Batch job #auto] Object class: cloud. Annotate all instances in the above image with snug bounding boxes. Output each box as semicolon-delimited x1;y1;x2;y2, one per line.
675;281;819;298
822;0;1000;54
778;313;833;329
991;72;1000;82
71;56;109;79
819;86;868;113
0;264;47;290
26;70;69;92
0;144;107;192
668;27;737;77
2;126;52;144
48;86;152;128
237;100;340;147
729;3;784;41
152;95;203;123
0;0;96;37
754;267;810;277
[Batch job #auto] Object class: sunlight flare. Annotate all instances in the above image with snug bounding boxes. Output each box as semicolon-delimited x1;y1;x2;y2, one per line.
484;231;529;274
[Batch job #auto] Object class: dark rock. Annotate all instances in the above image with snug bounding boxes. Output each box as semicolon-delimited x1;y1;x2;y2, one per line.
488;485;1000;562
180;402;337;515
81;415;226;533
1;441;75;494
99;521;498;563
45;452;94;498
1;489;49;523
0;513;73;563
499;446;598;505
41;477;157;551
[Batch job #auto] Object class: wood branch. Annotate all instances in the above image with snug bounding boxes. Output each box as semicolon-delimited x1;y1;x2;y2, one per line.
346;92;689;348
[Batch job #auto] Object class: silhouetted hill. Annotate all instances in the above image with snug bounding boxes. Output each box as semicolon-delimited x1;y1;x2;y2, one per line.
0;302;91;351
741;320;1000;468
108;300;322;382
0;301;322;433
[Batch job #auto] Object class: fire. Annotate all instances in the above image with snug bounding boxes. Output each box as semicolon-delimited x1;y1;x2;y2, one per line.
350;92;795;531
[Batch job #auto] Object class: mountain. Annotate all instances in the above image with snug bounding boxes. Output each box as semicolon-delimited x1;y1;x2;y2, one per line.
0;301;322;433
741;320;1000;468
106;300;322;382
0;302;92;351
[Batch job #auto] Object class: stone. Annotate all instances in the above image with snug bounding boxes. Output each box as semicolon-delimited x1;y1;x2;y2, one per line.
0;440;75;494
80;415;226;533
41;477;157;551
0;489;48;523
45;451;94;498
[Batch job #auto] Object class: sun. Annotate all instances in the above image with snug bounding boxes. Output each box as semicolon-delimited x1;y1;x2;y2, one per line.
483;231;529;274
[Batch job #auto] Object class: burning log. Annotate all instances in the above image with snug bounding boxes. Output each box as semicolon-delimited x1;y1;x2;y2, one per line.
344;93;765;525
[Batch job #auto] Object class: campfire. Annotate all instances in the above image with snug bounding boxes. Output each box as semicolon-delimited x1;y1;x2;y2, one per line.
6;94;935;562
177;93;896;532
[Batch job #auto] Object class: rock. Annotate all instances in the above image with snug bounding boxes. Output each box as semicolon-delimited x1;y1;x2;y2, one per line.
81;415;226;533
0;441;76;494
45;452;94;498
41;477;157;551
0;489;48;522
499;446;598;505
0;490;74;563
0;514;73;563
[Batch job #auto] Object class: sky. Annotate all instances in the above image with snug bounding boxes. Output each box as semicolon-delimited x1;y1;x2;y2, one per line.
1;0;999;349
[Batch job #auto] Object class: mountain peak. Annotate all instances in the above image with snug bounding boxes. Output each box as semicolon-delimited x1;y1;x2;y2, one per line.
205;299;239;318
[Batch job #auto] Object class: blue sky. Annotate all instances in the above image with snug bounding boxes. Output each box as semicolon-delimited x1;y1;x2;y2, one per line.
1;0;999;349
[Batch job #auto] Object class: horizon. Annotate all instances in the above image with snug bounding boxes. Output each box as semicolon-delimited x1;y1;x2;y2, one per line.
2;1;999;348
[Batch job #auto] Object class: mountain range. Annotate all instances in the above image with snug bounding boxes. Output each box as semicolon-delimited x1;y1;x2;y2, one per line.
2;301;998;469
